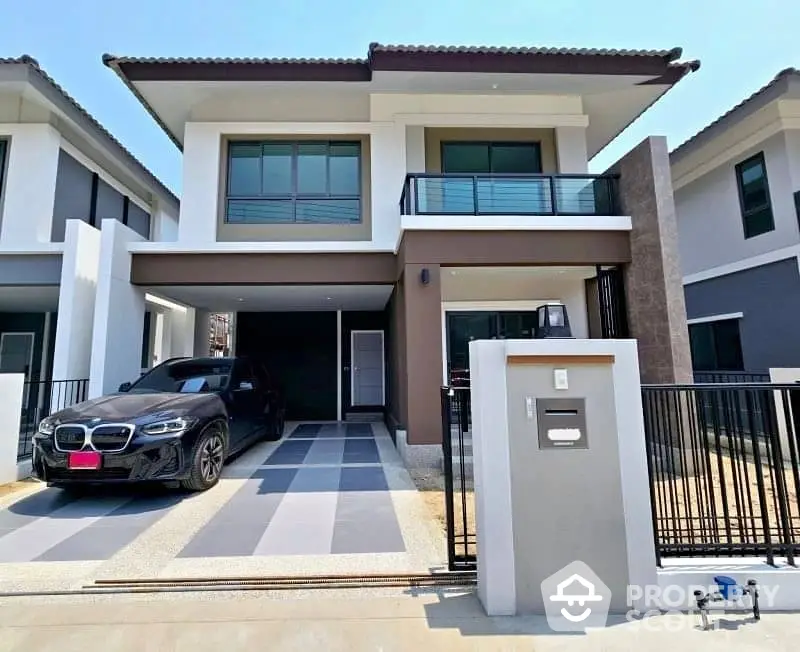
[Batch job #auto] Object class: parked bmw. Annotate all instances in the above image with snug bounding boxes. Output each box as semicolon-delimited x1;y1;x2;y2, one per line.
32;356;285;492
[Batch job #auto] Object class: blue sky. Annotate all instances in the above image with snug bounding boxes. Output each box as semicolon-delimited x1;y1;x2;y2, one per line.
3;0;798;194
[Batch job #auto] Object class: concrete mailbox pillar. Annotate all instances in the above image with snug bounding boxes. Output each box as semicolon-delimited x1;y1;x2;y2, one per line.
470;338;656;619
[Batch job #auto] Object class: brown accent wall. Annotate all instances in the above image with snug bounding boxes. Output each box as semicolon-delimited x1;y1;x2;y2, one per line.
424;128;558;174
401;263;443;445
399;230;631;267
130;252;397;286
217;134;372;242
607;136;692;383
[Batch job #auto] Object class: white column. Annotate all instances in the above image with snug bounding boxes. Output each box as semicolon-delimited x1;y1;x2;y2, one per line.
336;310;342;422
555;126;589;173
178;123;220;245
89;219;146;397
152;312;168;366
405;125;426;172
151;199;179;242
169;306;196;358
51;220;102;381
370;122;407;248
0;124;61;244
0;374;25;484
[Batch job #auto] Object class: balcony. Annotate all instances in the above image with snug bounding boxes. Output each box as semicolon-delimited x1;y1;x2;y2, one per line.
400;173;620;217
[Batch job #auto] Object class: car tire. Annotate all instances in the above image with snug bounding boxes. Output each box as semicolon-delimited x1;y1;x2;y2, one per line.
181;423;226;492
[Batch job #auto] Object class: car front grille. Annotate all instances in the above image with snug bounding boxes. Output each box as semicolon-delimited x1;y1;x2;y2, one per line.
91;426;134;452
54;426;86;452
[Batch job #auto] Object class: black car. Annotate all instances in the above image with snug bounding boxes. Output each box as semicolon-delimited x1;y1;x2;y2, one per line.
31;356;285;492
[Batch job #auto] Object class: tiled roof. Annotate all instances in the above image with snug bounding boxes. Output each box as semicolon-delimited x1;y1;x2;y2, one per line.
102;55;366;65
671;67;800;160
368;43;682;59
1;55;177;204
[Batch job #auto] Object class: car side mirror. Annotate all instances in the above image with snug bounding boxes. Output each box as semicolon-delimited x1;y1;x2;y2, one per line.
238;381;254;391
118;382;132;392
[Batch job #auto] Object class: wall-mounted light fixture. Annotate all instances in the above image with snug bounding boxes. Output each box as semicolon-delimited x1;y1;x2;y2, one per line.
420;268;430;285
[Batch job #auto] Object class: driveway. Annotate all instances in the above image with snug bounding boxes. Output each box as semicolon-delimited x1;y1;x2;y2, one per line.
0;422;444;592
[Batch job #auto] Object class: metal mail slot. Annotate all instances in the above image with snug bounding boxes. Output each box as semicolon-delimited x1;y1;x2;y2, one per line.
536;397;587;449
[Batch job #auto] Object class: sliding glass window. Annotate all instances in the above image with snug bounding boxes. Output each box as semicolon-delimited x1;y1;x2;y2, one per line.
226;141;361;224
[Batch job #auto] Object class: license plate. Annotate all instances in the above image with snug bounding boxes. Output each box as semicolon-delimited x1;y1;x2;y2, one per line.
67;451;101;470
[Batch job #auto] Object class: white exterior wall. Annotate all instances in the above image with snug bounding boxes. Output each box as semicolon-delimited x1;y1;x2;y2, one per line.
0;123;60;245
151;200;179;242
175;92;599;250
89;219;147;397
675;132;800;277
51;220;102;381
0;373;25;484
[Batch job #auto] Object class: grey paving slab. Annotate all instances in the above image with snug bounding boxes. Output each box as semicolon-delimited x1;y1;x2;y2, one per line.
179;468;297;558
263;439;313;465
331;468;405;554
0;495;131;563
342;438;381;464
288;423;322;438
303;438;345;465
345;423;374;438
254;466;341;555
35;494;184;562
0;488;76;530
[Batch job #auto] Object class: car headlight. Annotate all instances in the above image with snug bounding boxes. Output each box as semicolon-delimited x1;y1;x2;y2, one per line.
141;416;197;435
37;418;56;436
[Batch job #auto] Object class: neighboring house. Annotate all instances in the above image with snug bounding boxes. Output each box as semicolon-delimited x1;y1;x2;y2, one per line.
101;43;698;463
0;55;180;420
672;68;800;376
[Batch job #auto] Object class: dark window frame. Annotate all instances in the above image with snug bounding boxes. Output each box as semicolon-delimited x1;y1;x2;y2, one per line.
225;140;362;224
0;139;7;200
688;318;745;372
440;140;543;174
735;151;774;239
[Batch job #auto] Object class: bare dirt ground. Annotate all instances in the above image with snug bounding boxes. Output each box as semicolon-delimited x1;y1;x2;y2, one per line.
0;479;39;498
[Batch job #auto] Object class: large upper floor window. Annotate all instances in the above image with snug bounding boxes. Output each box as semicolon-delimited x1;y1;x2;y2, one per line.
735;152;773;239
441;141;542;174
226;141;361;225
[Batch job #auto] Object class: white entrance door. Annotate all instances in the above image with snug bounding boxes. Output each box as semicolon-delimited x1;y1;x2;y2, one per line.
351;330;385;407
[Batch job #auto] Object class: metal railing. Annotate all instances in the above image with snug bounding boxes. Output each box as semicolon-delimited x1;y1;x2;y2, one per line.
643;383;800;566
18;379;88;461
441;386;476;571
400;173;620;216
693;371;771;383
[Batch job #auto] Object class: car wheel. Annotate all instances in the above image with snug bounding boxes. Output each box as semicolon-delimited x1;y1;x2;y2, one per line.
181;424;226;492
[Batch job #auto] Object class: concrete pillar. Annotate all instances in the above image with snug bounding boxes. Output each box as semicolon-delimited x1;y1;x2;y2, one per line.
555;126;589;173
89;219;146;397
0;124;60;245
194;310;212;357
0;373;25;483
178;123;219;246
152;312;168;367
169;306;196;358
607;137;692;383
370;123;406;248
405;126;426;172
402;263;443;445
51;220;102;381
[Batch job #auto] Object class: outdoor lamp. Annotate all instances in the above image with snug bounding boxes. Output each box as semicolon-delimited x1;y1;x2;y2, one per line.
534;303;572;338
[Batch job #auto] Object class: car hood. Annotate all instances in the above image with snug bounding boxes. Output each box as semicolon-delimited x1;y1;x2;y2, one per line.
49;392;218;424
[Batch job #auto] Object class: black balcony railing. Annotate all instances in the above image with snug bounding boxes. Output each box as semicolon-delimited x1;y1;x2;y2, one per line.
400;173;620;216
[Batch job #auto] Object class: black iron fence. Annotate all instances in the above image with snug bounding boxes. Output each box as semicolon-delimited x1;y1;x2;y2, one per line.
643;383;800;566
18;379;88;461
441;386;476;571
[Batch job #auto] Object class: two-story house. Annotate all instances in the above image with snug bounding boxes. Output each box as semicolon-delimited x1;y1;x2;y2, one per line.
0;55;179;425
100;43;698;465
672;68;800;376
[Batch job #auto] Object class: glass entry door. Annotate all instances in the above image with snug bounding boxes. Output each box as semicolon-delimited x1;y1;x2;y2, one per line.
445;311;537;383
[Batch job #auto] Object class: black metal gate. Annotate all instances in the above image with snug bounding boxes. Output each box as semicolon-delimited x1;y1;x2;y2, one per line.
643;382;800;566
597;265;629;338
441;386;476;571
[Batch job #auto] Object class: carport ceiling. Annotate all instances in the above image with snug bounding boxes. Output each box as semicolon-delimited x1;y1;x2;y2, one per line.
147;285;394;312
0;286;60;312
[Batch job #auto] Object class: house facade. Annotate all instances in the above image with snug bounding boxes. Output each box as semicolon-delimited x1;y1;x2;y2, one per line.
0;55;180;423
672;68;800;375
99;43;698;463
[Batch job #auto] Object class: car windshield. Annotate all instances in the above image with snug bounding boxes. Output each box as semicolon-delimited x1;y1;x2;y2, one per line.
128;360;233;394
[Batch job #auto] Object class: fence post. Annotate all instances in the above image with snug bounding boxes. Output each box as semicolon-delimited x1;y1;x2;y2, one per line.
0;373;26;484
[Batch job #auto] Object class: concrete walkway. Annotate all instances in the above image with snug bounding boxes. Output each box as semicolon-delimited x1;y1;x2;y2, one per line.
2;588;800;651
